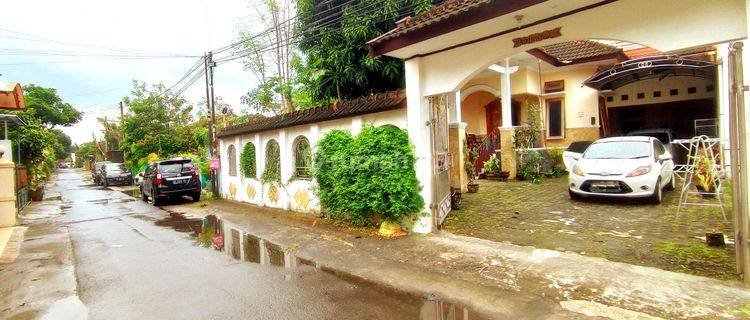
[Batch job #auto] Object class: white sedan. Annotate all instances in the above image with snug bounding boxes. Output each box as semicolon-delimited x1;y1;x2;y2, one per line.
568;136;675;204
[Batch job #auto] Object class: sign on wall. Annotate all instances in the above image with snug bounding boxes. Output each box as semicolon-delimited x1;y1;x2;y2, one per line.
210;155;220;171
512;27;562;48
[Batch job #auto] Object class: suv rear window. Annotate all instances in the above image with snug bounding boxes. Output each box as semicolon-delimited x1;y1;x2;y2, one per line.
158;161;195;175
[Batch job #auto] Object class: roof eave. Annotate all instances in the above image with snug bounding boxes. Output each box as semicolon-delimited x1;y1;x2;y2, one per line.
367;0;548;58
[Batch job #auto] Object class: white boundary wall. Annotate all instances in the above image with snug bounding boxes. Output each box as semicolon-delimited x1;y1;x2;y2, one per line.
218;108;408;214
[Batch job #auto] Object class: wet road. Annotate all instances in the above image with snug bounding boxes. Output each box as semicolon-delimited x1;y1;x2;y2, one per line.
53;169;456;320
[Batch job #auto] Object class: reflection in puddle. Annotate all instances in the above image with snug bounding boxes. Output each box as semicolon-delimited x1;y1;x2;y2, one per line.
149;214;489;319
265;241;286;267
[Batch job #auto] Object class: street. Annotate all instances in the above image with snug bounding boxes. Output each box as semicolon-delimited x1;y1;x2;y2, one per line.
2;169;452;320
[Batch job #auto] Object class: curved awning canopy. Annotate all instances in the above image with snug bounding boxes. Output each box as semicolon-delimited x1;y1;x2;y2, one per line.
583;55;717;91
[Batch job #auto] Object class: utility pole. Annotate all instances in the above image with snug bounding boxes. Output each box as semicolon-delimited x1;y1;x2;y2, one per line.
119;101;124;120
204;51;218;195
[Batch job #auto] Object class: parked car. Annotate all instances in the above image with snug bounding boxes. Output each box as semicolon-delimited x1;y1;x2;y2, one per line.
134;172;145;187
562;141;594;173
568;136;675;204
58;162;69;169
99;163;133;187
140;158;201;206
626;128;683;162
92;161;111;185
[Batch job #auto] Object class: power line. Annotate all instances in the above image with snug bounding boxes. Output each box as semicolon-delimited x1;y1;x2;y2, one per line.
62;86;130;98
215;1;422;64
0;56;196;66
166;57;205;93
0;27;196;57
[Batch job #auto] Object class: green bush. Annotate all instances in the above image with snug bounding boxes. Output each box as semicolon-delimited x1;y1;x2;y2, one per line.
240;143;256;179
546;148;565;177
314;125;424;227
518;150;543;184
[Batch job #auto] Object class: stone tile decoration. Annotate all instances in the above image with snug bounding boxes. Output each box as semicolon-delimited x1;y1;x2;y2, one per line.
294;189;310;210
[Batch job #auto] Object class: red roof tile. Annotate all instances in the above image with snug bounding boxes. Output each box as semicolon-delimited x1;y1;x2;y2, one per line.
539;40;621;62
217;90;406;137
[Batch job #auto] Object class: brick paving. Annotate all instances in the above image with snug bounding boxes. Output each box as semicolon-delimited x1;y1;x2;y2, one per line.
443;177;737;280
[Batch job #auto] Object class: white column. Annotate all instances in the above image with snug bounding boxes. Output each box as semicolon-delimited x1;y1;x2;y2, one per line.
254;134;263;206
278;129;289;210
310;124;320;152
351;116;363;135
501;58;513;128
449;90;462;124
405;58;433;234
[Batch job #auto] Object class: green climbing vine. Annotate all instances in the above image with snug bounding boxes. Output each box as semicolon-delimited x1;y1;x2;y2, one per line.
261;140;281;183
240;142;256;179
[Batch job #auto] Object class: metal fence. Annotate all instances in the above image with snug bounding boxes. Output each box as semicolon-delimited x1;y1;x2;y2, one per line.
15;166;29;213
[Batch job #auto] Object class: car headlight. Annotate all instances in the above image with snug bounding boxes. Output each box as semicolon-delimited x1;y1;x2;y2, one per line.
626;165;652;177
572;164;585;176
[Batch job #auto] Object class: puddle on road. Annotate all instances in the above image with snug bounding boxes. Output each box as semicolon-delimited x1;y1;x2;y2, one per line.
116;183;491;319
149;213;489;319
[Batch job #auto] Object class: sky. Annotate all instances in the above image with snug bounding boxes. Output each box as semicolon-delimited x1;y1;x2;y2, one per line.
1;0;260;144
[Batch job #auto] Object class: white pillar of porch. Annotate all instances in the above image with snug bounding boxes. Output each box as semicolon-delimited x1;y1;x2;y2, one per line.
449;90;462;124
501;58;514;128
405;57;434;234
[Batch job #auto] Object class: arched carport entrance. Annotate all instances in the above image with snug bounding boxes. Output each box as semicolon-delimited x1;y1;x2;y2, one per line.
368;0;750;284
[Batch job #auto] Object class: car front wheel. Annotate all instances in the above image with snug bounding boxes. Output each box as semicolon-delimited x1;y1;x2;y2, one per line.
649;178;663;204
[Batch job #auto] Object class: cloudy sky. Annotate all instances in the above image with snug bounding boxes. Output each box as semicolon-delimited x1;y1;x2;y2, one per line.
2;0;260;144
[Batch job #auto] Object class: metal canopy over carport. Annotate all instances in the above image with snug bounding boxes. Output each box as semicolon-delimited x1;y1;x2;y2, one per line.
583;55;718;91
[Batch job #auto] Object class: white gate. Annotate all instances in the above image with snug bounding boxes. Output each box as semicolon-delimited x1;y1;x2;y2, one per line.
428;94;452;227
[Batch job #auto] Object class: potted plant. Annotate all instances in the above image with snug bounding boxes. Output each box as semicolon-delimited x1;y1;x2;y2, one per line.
29;162;48;201
464;147;479;193
483;154;501;180
694;149;718;199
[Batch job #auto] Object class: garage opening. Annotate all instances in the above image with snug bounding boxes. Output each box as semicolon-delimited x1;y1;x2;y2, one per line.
584;52;719;139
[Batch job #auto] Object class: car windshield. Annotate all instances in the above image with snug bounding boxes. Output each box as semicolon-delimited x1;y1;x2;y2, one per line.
583;141;651;159
159;161;194;174
105;164;128;171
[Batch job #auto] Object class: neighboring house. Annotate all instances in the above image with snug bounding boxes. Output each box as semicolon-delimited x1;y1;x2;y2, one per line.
0;82;25;111
217;90;407;214
365;0;748;232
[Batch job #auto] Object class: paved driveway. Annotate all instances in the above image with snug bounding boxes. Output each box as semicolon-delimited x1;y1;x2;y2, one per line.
443;177;737;280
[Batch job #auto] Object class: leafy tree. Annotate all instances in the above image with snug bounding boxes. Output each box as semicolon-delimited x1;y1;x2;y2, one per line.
120;81;198;167
98;117;123;151
51;129;73;160
236;0;298;114
0;84;81;189
22;84;82;129
74;142;101;167
297;0;433;102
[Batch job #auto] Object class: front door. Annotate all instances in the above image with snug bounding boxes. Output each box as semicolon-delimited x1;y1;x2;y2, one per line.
428;94;452;227
484;99;501;133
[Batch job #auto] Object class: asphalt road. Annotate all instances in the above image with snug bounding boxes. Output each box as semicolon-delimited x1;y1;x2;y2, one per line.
54;169;443;320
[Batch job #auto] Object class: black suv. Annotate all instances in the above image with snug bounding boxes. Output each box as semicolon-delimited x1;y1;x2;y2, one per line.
140;158;201;206
99;163;133;187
